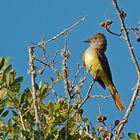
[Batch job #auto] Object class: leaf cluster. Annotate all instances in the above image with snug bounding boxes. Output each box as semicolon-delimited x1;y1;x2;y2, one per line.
0;57;102;140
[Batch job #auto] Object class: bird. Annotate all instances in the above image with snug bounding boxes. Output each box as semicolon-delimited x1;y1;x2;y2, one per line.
83;33;124;111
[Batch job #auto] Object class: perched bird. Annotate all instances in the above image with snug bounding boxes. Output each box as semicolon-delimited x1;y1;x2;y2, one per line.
83;33;124;111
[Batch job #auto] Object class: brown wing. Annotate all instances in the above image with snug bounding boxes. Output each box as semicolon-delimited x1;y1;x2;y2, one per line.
97;78;106;89
97;50;113;84
82;52;86;66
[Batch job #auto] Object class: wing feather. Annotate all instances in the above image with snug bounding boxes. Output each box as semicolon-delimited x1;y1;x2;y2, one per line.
97;50;113;84
82;52;86;66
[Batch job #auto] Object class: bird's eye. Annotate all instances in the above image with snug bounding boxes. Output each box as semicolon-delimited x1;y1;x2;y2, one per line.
94;37;97;39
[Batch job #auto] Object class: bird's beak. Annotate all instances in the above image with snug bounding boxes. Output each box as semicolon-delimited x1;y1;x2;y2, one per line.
83;39;90;43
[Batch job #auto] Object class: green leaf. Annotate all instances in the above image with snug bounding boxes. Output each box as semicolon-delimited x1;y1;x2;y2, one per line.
7;91;15;100
0;57;5;69
6;74;11;87
0;88;7;100
3;65;12;74
0;125;8;132
0;108;4;115
34;130;40;140
97;137;102;140
0;97;9;104
8;118;13;127
4;57;11;66
128;133;140;140
19;93;25;105
1;110;9;118
54;102;60;112
40;102;47;111
21;130;30;139
7;91;18;106
11;83;21;92
9;70;16;78
40;83;49;94
12;110;18;116
48;102;54;113
1;73;6;83
10;77;23;91
11;77;23;86
39;83;50;100
12;118;21;125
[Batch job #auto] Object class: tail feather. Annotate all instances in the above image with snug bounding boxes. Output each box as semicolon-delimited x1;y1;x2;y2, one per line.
109;86;124;111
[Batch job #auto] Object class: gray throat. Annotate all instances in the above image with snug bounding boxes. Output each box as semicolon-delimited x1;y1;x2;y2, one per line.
89;42;107;52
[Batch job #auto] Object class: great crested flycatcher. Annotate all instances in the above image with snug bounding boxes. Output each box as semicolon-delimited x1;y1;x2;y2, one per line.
83;33;124;111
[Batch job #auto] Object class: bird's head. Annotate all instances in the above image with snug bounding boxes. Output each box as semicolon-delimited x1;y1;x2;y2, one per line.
84;33;107;51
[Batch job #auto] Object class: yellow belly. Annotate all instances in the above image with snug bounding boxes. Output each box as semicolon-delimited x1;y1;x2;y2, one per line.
84;50;112;87
84;50;100;75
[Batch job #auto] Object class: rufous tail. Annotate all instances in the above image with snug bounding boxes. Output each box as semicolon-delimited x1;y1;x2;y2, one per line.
109;86;125;111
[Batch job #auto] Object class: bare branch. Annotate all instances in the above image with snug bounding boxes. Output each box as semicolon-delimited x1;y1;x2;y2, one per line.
79;68;90;89
112;0;140;137
62;34;71;140
34;16;87;49
106;28;126;40
35;58;60;75
46;16;87;44
89;95;111;100
98;103;102;115
18;109;26;131
115;80;140;136
113;0;140;78
70;67;89;99
78;79;96;109
71;64;84;88
51;49;60;66
62;34;70;94
28;47;43;140
42;46;48;63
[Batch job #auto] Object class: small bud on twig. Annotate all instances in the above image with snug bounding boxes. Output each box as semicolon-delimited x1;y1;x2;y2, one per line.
97;115;107;123
114;120;120;126
120;8;127;19
100;19;113;28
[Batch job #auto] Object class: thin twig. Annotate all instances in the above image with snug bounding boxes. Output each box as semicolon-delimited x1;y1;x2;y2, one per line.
21;109;32;118
62;34;71;140
115;80;140;136
51;49;60;66
33;16;87;48
97;103;102;115
32;16;87;49
106;28;126;40
71;64;84;88
78;79;96;109
125;27;139;32
36;58;60;74
79;68;90;89
45;16;87;44
105;25;140;40
89;95;111;100
18;109;26;131
28;47;43;140
42;46;48;63
63;34;70;94
71;68;90;99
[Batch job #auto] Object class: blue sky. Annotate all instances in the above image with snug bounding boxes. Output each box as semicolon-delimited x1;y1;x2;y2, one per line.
0;0;140;139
